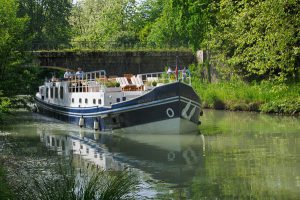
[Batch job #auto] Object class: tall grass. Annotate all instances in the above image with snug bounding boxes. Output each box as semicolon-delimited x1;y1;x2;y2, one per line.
13;159;139;200
192;78;300;115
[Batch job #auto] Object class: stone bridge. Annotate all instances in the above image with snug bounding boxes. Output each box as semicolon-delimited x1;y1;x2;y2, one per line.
34;50;203;76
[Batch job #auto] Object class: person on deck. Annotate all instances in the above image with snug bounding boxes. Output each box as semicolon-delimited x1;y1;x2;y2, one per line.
75;68;84;79
51;75;57;82
167;67;172;75
64;69;72;79
182;67;187;80
75;68;84;92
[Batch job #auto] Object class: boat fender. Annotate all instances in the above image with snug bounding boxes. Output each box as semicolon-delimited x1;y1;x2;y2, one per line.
200;110;203;116
79;116;84;128
94;120;99;131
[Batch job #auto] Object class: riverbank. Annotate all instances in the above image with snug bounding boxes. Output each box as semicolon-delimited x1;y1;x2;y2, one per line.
0;96;34;123
192;80;300;116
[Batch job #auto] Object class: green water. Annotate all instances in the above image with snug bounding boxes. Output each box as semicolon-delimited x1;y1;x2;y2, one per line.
0;110;299;199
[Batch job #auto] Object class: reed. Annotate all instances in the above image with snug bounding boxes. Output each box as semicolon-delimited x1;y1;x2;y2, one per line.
13;159;139;200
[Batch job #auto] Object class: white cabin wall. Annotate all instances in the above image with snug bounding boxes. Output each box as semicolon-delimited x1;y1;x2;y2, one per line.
40;81;148;108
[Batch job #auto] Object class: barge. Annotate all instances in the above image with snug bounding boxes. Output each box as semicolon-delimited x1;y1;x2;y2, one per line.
35;69;202;134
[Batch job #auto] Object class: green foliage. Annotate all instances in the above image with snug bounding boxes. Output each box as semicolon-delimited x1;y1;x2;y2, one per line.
205;0;300;81
193;79;300;115
0;0;36;97
0;96;11;123
17;0;72;49
104;80;120;87
71;0;139;49
0;97;11;113
1;65;43;96
14;159;138;200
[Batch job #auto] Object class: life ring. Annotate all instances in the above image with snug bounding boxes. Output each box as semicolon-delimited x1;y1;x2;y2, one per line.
166;108;175;118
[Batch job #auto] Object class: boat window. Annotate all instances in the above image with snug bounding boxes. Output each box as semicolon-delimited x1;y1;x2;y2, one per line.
122;97;126;101
98;99;102;105
62;141;65;151
60;86;63;99
55;87;59;98
93;99;96;104
50;87;53;98
85;98;88;104
73;142;75;146
72;98;74;103
51;137;55;146
79;98;82;104
80;144;83;149
116;98;120;102
46;87;49;98
86;148;89;154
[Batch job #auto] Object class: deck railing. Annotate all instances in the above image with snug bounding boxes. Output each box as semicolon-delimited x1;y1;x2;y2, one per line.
48;70;191;93
137;70;191;86
66;70;107;93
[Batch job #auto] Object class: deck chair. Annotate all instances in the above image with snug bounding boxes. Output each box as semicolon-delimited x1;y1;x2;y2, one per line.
116;77;137;91
131;76;144;90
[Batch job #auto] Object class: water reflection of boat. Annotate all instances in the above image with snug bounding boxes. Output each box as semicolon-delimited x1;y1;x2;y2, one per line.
39;129;205;184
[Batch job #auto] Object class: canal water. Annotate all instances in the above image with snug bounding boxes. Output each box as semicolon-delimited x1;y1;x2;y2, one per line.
0;110;299;199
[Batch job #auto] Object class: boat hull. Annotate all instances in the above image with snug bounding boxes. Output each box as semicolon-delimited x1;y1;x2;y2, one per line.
35;82;201;134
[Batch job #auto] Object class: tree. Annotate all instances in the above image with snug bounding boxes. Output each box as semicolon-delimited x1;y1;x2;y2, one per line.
0;0;42;98
70;0;139;48
206;0;300;81
0;0;28;94
17;0;72;50
144;0;210;49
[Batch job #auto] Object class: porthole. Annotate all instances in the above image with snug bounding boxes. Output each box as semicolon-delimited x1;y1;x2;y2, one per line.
166;108;175;118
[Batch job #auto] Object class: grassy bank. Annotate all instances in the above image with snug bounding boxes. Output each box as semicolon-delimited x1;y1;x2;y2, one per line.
192;79;300;116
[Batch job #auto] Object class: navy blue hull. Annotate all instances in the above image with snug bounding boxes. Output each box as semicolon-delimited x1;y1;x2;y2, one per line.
35;82;201;133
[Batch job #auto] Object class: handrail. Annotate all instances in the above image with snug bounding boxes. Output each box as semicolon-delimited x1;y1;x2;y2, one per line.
137;70;191;85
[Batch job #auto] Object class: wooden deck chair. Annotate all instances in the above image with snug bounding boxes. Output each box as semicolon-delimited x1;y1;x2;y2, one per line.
117;77;136;91
131;76;144;90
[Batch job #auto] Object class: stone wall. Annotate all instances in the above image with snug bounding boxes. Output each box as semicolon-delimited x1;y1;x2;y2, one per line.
34;51;196;76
